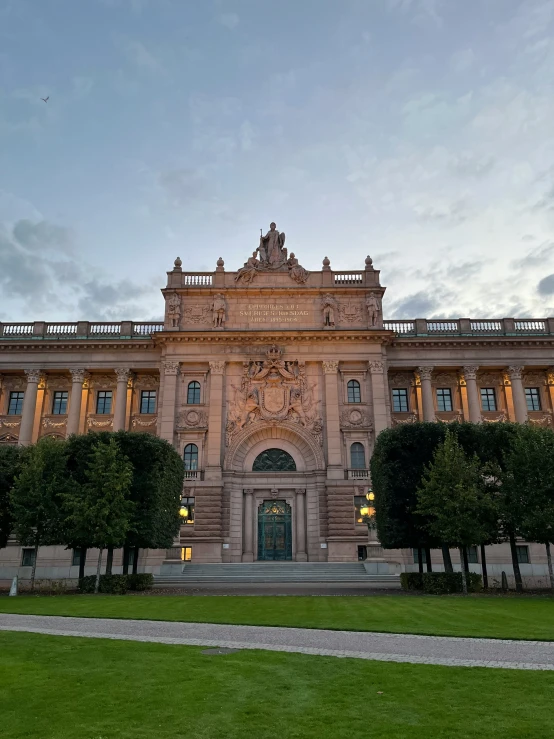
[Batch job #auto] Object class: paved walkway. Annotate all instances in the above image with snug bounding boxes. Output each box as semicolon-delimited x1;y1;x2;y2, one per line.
1;613;553;671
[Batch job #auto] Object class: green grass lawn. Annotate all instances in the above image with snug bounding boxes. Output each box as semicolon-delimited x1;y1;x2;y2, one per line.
1;631;553;739
1;593;553;640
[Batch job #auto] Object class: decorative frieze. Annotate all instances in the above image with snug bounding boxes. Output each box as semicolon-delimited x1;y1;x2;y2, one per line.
44;375;70;389
183;304;211;325
523;370;547;387
89;375;116;389
163;361;180;376
340;407;373;431
131;416;158;428
322;360;339;374
87;417;113;428
388;372;415;388
528;412;553;427
177;409;208;429
369;361;385;374
209;360;226;375
42;417;66;429
392;413;419;426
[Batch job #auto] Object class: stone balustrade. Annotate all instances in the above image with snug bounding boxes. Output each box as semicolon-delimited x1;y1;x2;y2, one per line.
383;318;554;336
0;321;164;339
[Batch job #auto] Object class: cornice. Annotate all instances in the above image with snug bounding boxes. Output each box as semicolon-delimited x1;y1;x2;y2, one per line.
390;336;554;348
0;340;157;352
154;330;394;345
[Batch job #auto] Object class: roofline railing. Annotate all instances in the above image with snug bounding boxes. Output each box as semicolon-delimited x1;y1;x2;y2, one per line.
0;321;164;340
382;318;554;337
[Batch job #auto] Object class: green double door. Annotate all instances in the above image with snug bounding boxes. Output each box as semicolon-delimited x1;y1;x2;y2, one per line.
257;500;293;561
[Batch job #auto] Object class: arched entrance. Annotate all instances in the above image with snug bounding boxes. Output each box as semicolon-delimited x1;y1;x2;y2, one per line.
257;500;292;561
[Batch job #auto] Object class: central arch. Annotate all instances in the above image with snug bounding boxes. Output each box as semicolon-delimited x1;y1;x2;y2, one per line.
224;421;325;472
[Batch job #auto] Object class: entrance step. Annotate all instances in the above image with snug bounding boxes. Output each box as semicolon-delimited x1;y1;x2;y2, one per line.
155;562;400;584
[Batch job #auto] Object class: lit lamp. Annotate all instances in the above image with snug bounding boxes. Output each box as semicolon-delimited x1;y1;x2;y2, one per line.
179;504;189;520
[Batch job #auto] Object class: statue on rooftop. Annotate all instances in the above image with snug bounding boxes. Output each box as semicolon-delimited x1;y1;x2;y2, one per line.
286;253;309;284
258;222;286;267
211;293;226;328
366;293;382;329
235;252;260;284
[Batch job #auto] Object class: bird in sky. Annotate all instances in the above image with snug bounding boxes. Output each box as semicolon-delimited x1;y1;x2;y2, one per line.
41;96;49;103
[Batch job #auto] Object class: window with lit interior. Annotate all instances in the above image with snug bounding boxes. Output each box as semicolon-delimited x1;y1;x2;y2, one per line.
180;497;195;524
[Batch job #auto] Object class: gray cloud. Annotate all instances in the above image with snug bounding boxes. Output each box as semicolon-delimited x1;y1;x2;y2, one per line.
512;241;554;270
538;274;554;296
0;219;159;321
388;290;440;318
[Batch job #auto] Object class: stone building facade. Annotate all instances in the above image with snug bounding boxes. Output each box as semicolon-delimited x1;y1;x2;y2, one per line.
1;234;554;582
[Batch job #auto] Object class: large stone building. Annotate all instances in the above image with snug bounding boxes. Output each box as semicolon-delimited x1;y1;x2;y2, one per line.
1;226;553;583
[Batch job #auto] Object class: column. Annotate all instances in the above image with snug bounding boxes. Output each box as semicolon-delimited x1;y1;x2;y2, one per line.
463;365;481;423
322;360;342;478
18;369;41;446
418;366;435;421
159;360;180;443
242;489;254;562
508;365;528;423
66;368;87;436
113;368;131;431
205;360;225;480
369;360;389;434
295;488;307;561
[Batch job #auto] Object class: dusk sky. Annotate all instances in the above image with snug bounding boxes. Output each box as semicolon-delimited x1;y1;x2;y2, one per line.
2;0;554;322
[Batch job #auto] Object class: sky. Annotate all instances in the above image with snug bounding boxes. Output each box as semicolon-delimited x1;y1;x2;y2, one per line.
2;0;554;322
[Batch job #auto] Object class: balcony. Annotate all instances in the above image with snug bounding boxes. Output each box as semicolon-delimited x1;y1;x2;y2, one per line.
184;469;204;481
346;468;371;480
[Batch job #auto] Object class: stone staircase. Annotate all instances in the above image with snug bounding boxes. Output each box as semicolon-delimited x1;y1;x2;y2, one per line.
155;562;400;584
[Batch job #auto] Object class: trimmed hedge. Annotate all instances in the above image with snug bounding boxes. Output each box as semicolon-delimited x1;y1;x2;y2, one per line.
78;573;154;594
400;571;483;594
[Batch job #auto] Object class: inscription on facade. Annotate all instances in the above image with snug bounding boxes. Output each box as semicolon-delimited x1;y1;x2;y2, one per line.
239;303;310;323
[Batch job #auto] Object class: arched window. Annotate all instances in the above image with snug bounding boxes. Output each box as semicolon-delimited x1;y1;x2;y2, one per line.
252;448;297;471
183;443;199;470
347;380;361;404
350;442;366;469
187;381;201;404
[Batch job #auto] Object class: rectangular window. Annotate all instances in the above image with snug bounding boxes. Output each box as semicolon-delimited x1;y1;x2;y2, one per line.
140;390;157;414
181;546;192;561
436;388;453;412
180;497;195;524
125;548;136;569
467;546;479;564
21;548;36;567
96;390;113;414
72;549;82;567
516;545;530;564
52;390;68;415
525;388;541;411
392;388;409;413
480;388;497;411
357;545;367;561
412;548;427;565
8;391;24;415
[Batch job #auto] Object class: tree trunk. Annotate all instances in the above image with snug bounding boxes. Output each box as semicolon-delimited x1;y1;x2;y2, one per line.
30;544;38;592
78;548;87;580
462;545;469;574
417;547;424;574
441;545;453;573
122;545;129;575
132;547;139;575
480;543;489;589
425;547;432;572
546;542;554;592
508;532;523;593
459;547;468;594
106;546;114;576
94;548;103;594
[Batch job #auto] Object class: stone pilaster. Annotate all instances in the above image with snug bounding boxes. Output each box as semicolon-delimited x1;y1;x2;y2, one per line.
295;488;307;561
463;365;481;423
113;368;131;432
18;369;42;446
417;366;435;421
159;360;180;443
508;365;528;423
66;368;87;437
205;360;225;480
322;360;342;478
369;360;388;435
242;488;254;562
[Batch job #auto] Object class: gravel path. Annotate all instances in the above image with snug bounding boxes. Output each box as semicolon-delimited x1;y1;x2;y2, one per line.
1;613;553;671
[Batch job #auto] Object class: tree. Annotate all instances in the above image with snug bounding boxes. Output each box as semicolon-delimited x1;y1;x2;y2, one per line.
64;437;133;592
501;425;554;591
0;446;21;550
370;423;448;571
10;437;69;590
416;431;497;594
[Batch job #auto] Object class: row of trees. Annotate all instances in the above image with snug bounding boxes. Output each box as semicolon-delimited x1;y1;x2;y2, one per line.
370;422;554;593
0;432;184;591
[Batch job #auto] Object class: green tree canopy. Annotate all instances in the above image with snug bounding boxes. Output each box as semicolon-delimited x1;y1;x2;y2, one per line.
0;445;22;549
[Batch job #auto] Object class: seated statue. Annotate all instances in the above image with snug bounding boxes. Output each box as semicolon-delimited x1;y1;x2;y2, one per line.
286;253;309;284
235;252;260;283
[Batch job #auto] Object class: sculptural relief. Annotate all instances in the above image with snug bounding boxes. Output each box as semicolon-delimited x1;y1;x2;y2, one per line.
183;304;211;324
340;407;373;430
365;293;382;329
166;293;181;328
338;302;363;324
321;294;337;327
226;345;321;445
211;294;226;329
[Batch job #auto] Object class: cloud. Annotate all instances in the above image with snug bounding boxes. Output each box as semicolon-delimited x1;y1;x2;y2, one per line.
538;273;554;296
0;219;158;321
389;290;440;318
385;0;444;28
512;241;554;270
450;48;475;73
217;12;239;30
